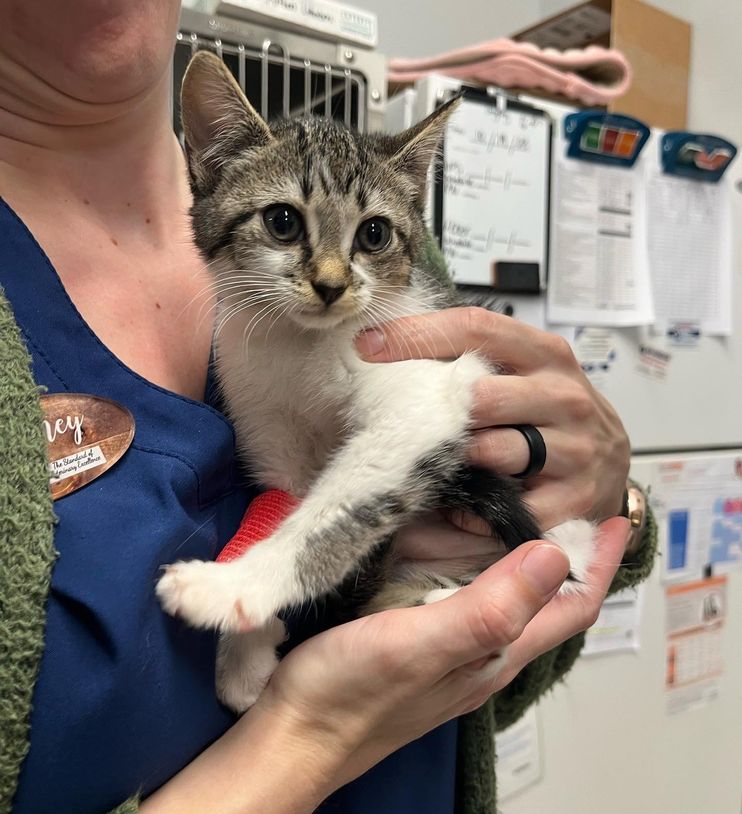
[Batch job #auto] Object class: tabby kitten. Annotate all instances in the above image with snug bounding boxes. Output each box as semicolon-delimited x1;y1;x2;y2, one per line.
156;52;595;712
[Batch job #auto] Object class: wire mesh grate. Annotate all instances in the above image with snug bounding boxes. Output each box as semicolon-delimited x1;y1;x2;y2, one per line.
173;31;367;137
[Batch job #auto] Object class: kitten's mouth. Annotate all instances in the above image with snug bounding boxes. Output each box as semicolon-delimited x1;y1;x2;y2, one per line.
290;306;358;330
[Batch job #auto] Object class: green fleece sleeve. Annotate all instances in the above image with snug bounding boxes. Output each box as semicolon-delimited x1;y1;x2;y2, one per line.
0;287;58;814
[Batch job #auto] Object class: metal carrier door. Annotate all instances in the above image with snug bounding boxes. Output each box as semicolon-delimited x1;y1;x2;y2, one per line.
175;8;387;136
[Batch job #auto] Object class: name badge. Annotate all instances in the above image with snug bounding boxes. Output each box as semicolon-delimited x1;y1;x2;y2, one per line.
40;394;135;500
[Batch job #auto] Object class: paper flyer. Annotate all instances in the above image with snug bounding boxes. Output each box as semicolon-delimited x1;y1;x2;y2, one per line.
646;454;742;582
495;706;542;800
665;576;726;715
583;586;643;656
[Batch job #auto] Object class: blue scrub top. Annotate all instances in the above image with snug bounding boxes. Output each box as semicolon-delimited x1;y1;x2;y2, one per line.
1;198;457;814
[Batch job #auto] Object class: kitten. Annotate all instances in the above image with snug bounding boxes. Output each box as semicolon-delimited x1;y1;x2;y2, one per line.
156;52;595;712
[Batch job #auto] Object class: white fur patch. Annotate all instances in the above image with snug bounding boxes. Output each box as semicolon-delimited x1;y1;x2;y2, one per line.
216;620;286;712
543;518;598;595
156;545;303;631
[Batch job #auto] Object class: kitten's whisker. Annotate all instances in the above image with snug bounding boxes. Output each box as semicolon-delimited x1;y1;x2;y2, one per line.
217;299;273;348
216;268;292;280
362;300;422;361
218;291;285;323
189;284;283;340
374;293;463;361
220;292;283;332
369;299;431;360
242;300;288;356
214;296;279;342
360;306;419;363
216;287;286;304
236;298;286;347
265;300;296;344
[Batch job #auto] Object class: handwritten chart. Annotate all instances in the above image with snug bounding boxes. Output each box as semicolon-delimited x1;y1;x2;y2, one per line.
438;96;551;287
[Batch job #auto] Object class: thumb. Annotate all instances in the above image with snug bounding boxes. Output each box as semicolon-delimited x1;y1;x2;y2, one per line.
415;540;571;671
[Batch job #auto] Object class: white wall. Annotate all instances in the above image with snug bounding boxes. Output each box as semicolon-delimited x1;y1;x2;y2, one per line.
363;0;543;59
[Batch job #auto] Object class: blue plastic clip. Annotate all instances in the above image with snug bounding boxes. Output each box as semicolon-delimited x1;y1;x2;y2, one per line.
660;132;737;183
563;110;650;167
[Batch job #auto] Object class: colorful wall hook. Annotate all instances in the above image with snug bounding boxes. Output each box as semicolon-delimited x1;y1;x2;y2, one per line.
564;111;650;167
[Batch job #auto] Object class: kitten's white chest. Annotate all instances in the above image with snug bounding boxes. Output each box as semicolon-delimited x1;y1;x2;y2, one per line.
216;317;355;494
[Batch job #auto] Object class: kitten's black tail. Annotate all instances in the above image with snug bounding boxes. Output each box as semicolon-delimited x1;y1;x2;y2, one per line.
439;466;542;552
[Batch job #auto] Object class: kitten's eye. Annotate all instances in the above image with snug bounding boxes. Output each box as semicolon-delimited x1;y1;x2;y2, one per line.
263;204;304;243
355;218;392;253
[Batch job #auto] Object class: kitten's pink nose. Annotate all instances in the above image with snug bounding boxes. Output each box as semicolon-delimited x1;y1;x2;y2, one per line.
312;280;347;306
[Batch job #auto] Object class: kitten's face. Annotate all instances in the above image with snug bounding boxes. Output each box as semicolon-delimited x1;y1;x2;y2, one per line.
192;119;423;330
182;52;457;331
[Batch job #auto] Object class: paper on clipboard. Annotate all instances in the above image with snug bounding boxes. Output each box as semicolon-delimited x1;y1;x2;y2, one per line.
547;131;654;327
437;93;551;287
647;170;733;337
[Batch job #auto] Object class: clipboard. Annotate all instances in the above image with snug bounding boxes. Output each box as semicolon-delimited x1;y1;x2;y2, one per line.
432;86;552;293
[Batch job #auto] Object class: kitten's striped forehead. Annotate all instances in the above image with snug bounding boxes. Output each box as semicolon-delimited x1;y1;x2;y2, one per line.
284;118;366;202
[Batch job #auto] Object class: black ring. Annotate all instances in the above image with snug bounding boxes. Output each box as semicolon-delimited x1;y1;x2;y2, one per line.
510;424;547;479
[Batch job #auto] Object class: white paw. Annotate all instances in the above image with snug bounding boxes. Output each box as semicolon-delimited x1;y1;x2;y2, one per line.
216;621;286;713
544;518;598;595
423;587;461;604
156;559;259;632
156;545;301;632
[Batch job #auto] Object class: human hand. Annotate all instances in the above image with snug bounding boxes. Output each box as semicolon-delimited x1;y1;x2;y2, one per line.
356;308;630;530
256;518;627;792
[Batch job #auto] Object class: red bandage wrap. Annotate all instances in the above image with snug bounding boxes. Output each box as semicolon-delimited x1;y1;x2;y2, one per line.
216;489;300;563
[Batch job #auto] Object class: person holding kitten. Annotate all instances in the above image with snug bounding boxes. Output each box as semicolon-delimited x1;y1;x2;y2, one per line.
0;2;653;813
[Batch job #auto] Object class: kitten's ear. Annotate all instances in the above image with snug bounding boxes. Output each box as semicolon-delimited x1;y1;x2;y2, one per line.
385;96;461;200
181;51;273;196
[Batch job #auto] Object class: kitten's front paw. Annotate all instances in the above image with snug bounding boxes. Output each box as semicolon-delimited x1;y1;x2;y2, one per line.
156;560;261;632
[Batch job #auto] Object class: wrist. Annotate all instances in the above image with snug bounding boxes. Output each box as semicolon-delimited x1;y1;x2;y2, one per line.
253;689;355;802
257;682;397;793
141;693;350;814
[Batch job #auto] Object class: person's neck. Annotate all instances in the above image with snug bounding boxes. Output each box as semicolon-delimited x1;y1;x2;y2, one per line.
0;59;189;239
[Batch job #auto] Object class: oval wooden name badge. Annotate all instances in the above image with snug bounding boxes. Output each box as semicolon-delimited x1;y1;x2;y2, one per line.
41;393;135;500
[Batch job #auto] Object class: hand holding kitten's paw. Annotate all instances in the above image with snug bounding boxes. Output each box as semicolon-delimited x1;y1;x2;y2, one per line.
256;536;569;784
489;516;629;691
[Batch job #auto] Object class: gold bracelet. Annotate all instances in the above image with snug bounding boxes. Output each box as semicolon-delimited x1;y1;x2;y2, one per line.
624;483;647;557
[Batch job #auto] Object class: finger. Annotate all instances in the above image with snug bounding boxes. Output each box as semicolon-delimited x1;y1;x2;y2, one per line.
468;374;578;429
413;540;571;671
355;307;572;373
467;426;565;476
492;517;629;689
524;479;601;530
446;509;500;538
394;514;507;560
